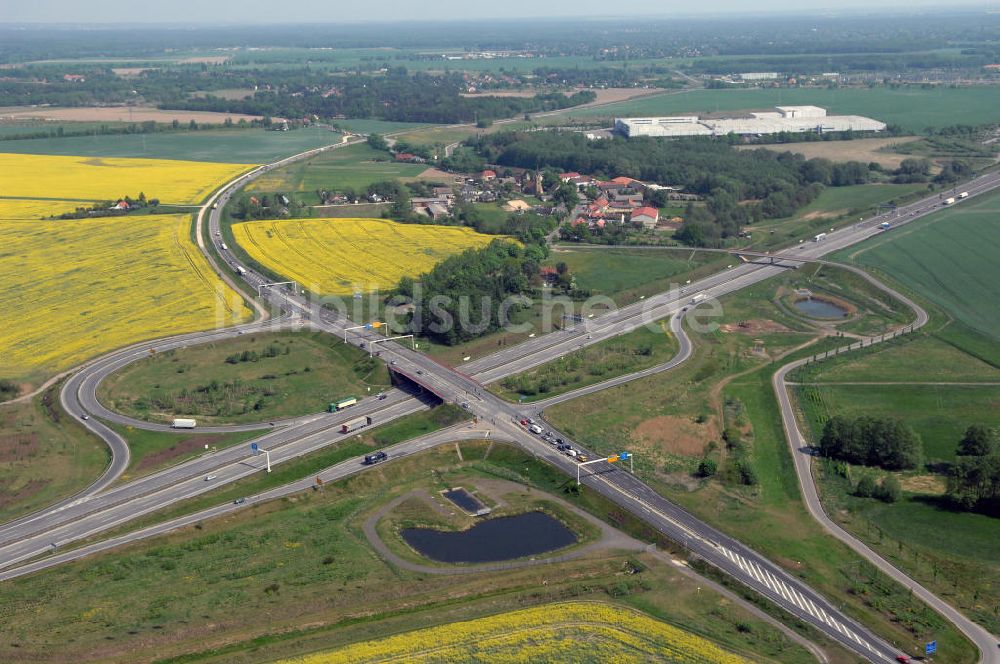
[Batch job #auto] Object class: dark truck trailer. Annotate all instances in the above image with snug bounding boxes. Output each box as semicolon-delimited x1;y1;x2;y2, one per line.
363;451;388;465
341;415;373;434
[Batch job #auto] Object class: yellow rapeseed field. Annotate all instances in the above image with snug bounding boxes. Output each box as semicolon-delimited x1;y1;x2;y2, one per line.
279;601;749;664
0;214;251;379
0;198;94;220
234;217;499;294
0;153;251;204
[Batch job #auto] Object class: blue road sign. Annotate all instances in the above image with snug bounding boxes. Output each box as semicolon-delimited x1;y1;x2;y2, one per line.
926;640;937;656
251;442;258;455
619;452;631;460
364;323;373;329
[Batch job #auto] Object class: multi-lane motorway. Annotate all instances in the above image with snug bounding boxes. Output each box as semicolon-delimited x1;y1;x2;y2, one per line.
6;142;1000;662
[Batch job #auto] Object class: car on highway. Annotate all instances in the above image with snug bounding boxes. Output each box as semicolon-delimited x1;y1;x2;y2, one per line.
577;454;589;462
233;497;246;505
378;393;387;400
204;474;217;481
519;419;529;426
80;414;89;420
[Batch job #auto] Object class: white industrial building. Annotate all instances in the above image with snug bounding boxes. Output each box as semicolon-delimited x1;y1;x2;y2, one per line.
615;106;886;139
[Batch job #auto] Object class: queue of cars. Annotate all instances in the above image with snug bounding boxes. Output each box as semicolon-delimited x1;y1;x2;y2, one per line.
519;419;588;462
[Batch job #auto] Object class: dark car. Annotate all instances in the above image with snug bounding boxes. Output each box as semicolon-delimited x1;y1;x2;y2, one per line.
363;451;388;465
233;497;246;505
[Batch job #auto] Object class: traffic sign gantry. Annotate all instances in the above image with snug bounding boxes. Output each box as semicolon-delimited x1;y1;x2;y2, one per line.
577;451;635;485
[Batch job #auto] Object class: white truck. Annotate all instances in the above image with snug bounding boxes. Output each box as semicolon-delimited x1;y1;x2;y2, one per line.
528;424;543;435
171;418;197;429
341;416;372;434
944;197;956;206
690;293;707;305
958;191;969;199
879;222;891;230
220;243;228;250
813;232;827;242
235;265;247;276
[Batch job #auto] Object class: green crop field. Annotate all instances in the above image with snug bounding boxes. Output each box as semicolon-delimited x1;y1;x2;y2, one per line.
247;142;429;193
792;334;1000;384
796;383;1000;463
98;330;391;426
569;86;1000;131
551;248;727;305
333;119;433;135
835;186;1000;360
0;128;345;163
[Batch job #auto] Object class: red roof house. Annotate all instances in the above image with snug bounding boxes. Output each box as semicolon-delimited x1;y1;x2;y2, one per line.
630;206;660;229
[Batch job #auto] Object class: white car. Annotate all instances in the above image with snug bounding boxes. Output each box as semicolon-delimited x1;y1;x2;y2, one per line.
204;475;217;481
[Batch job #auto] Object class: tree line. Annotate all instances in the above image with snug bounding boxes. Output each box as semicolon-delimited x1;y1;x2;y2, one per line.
170;70;595;124
820;415;922;471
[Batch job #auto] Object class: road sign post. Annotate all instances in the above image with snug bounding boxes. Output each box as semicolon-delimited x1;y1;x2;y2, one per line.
577;452;634;485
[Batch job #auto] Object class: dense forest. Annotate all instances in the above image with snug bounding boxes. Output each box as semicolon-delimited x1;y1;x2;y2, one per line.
395;240;544;345
471;131;872;244
170;70;595;124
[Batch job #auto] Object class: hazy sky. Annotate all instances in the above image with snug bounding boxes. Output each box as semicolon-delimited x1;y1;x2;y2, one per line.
0;0;984;24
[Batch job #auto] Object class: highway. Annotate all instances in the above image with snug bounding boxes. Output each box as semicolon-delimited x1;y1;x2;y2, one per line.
6;145;1000;662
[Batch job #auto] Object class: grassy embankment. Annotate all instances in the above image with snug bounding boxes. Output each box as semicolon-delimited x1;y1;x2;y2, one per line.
98;330;391;426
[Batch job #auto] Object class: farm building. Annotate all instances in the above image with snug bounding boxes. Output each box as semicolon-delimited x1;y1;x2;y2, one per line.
616;106;886;138
630;206;659;229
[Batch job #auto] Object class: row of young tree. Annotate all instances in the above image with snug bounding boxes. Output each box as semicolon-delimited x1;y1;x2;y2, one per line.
819;415;922;470
469;131;874;245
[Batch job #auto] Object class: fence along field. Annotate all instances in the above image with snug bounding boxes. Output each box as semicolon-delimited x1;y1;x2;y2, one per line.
279;601;746;664
0;153;252;204
233;217;498;294
0;213;250;385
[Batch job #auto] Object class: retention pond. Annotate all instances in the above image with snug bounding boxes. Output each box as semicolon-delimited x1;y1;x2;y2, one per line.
794;297;848;319
401;511;577;563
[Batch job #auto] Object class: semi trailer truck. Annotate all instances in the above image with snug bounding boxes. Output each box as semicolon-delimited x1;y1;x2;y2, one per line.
341;416;372;434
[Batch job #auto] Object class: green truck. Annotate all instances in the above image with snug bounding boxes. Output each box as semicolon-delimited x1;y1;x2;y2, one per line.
328;397;357;412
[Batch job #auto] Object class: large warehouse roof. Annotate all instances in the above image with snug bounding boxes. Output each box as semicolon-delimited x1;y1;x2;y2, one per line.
615;106;885;138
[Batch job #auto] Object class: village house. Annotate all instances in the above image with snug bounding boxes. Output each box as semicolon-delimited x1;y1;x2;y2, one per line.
630;206;660;229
